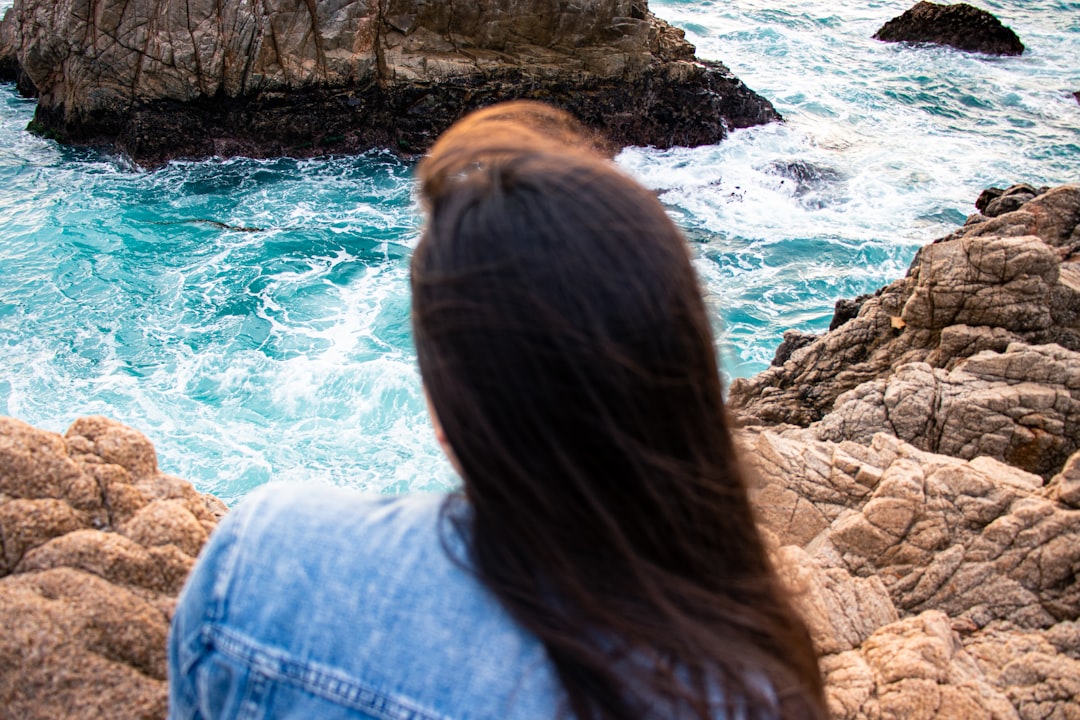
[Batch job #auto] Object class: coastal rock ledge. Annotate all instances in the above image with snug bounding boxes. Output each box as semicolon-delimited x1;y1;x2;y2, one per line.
0;0;779;165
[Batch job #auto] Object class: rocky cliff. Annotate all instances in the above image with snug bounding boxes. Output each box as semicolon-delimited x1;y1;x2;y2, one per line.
0;0;779;165
730;183;1080;481
730;183;1080;716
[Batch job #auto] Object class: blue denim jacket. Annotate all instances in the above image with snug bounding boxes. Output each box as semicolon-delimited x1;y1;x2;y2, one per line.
168;484;565;719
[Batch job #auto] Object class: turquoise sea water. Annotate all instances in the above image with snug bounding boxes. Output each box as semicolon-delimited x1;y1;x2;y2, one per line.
1;0;1078;501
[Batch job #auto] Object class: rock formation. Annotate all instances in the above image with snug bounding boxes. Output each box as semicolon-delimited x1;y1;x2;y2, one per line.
745;429;1080;719
725;184;1080;715
730;183;1080;480
0;0;779;165
0;416;226;719
874;1;1025;56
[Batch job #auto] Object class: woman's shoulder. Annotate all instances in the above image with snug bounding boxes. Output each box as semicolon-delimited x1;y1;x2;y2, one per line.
225;483;456;564
172;484;561;719
200;483;477;640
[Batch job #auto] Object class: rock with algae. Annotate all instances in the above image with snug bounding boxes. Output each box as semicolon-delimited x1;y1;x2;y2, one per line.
0;0;779;165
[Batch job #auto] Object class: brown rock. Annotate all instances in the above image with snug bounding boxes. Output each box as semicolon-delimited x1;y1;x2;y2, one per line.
119;500;209;558
729;185;1080;480
963;622;1080;718
0;498;88;574
0;416;223;718
0;0;779;165
1048;451;1080;508
821;611;1018;719
67;416;159;480
750;429;1080;630
0;418;104;515
816;344;1080;479
775;545;898;655
0;568;169;720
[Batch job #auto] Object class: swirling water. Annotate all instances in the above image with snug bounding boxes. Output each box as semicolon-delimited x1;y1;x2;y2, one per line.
1;0;1078;501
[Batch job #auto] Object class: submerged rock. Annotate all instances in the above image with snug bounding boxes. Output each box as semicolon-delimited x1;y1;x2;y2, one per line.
0;0;779;165
874;1;1025;56
0;416;225;719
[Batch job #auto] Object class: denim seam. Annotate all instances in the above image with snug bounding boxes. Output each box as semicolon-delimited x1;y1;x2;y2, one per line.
207;497;247;626
237;668;269;720
208;624;451;720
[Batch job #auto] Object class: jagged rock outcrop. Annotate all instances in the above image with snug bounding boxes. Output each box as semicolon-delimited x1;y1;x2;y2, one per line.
730;183;1080;716
0;0;779;165
729;183;1080;480
816;344;1079;480
873;1;1025;56
747;429;1080;718
0;416;226;720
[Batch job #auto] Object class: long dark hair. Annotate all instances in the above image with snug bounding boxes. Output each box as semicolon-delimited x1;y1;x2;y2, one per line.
411;102;825;720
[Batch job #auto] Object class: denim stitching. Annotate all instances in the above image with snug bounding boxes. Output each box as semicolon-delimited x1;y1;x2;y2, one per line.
207;496;248;626
237;669;269;720
208;624;450;720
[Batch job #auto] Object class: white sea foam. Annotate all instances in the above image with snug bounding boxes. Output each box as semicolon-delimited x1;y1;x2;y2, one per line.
0;0;1077;497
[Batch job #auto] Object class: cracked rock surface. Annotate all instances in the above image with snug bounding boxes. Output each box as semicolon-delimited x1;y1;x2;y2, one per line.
729;182;1080;717
0;0;779;165
748;429;1080;719
729;183;1080;480
0;416;226;720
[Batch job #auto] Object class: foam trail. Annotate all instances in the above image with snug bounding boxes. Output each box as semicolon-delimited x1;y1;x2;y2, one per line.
1;0;1078;497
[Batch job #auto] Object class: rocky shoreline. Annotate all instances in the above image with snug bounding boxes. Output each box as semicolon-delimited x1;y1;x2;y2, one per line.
2;183;1078;717
0;0;778;166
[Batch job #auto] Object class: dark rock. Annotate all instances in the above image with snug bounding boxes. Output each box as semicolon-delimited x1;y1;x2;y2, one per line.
975;186;1004;213
0;0;779;166
0;10;37;98
873;1;1025;56
985;192;1035;217
977;183;1049;218
829;293;873;331
771;330;819;367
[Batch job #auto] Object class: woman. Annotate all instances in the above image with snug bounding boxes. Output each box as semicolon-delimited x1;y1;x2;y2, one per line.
168;102;826;720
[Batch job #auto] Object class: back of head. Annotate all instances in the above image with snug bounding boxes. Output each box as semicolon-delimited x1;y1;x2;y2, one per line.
411;103;825;720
